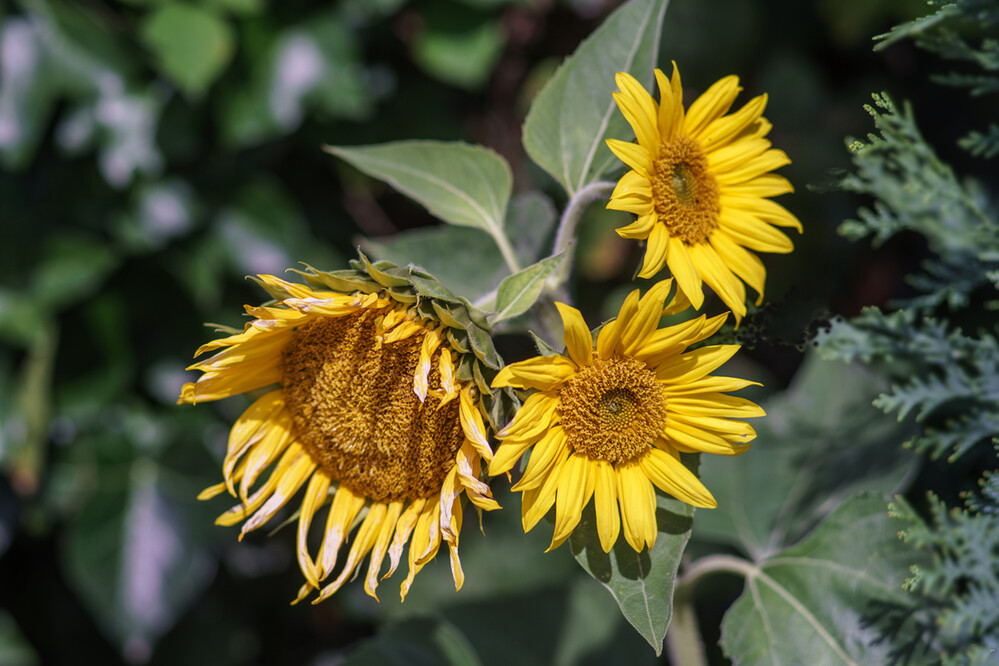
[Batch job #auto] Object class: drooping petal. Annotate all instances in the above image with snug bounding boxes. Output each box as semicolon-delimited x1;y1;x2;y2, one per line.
492;355;577;390
556;302;594;368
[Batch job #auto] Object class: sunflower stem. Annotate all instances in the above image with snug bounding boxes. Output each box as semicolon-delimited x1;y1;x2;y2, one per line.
549;180;617;288
666;554;757;666
491;229;522;275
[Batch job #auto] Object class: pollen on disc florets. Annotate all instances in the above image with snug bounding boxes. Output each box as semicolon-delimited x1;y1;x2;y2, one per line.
280;305;465;502
650;136;721;244
556;356;668;464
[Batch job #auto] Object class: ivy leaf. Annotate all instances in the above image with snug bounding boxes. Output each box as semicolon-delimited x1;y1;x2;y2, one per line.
140;5;234;98
570;490;694;655
522;0;668;195
720;493;931;666
327;142;514;263
695;353;916;560
490;252;566;324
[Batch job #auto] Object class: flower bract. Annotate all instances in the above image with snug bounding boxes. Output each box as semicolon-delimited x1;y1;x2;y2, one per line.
606;64;802;321
489;280;763;553
179;257;501;603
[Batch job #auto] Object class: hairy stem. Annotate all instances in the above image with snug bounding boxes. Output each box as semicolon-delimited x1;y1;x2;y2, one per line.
549;180;617;288
665;554;756;665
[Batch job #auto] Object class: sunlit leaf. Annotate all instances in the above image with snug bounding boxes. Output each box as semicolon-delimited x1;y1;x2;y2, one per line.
570;490;694;655
140;5;234;98
522;0;669;195
327;141;512;238
720;493;931;666
491;252;566;324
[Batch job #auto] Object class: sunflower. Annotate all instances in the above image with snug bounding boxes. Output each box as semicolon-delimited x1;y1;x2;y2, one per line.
179;258;501;603
606;64;802;322
488;280;763;553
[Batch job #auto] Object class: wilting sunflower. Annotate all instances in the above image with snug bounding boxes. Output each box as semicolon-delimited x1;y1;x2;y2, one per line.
179;256;501;603
488;280;763;553
606;64;802;321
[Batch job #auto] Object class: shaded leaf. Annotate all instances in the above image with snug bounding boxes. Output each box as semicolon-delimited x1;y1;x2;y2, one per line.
491;252;566;324
695;353;916;560
412;2;504;90
522;0;668;195
720;493;931;666
140;5;234;98
505;191;558;267
0;611;37;666
61;448;217;659
570;490;694;655
344;618;482;666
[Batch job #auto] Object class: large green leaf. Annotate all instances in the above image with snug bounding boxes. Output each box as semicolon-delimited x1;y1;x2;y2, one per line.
140;5;234;98
522;0;668;195
570;490;694;655
720;493;931;666
327;141;512;235
695;353;916;559
505;191;558;267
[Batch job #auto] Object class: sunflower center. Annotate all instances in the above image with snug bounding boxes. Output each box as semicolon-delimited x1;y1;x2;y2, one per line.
280;309;464;502
557;356;667;464
650;136;720;245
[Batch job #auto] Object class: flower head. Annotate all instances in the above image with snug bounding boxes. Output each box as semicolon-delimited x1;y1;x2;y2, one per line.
489;281;763;553
606;64;802;321
180;257;501;603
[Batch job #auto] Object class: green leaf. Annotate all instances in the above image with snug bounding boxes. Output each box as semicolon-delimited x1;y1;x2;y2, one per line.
522;0;669;195
720;493;931;666
363;226;508;303
344;618;482;666
327;141;512;238
695;353;916;560
140;5;234;97
205;0;265;16
505;191;558;267
30;235;118;311
412;3;504;90
490;252;566;324
0;611;38;666
570;490;694;655
61;446;218;659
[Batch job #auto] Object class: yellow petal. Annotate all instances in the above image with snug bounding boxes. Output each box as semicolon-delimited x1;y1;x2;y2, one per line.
664;374;761;396
621;279;673;355
711;232;767;305
488;437;535;477
699;93;768;151
616;462;658;551
296;471;332;589
606;139;653;177
316;486;366;581
459;385;493;462
556;302;593;367
521;454;565;532
716;149;791;186
314;503;387;604
687;243;747;321
497;391;559;440
637;222;670;279
718;210;795;254
639;448;716;508
597;288;640;357
385;498;427;579
512;425;570;492
492;355;577;390
654;344;740;384
613;72;661;153
593;460;620;553
721;195;802;232
662;423;751;456
685;76;741;138
414;328;443;402
616;212;658;240
363;501;404;600
548;454;596;551
665;238;704;309
724;173;794;198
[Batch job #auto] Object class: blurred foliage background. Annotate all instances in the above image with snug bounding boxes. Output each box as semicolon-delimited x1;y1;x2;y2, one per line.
1;0;989;663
